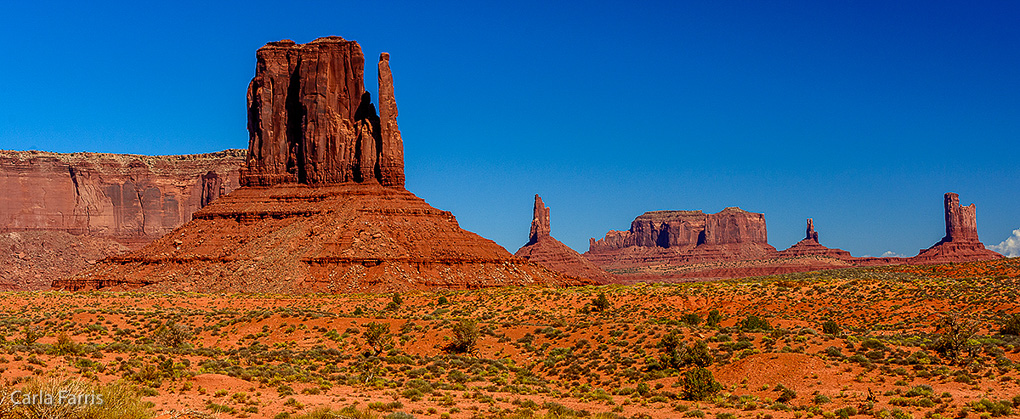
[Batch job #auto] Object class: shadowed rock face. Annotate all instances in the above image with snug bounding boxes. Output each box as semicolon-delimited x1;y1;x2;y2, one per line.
242;37;404;187
515;195;613;283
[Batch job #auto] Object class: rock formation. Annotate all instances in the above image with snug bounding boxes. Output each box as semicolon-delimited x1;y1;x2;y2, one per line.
778;218;851;258
585;207;778;270
242;37;402;187
529;195;551;244
0;149;244;248
912;193;1003;263
515;195;614;283
56;37;587;293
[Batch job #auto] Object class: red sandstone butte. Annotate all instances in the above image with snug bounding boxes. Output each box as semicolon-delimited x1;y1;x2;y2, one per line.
514;195;614;283
910;192;1003;263
584;207;779;270
778;218;851;258
55;37;585;293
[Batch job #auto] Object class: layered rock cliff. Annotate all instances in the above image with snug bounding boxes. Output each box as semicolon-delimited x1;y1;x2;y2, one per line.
0;149;244;247
515;195;614;283
57;37;587;293
585;207;778;269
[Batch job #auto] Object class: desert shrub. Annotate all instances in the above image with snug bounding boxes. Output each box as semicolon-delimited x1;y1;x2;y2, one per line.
681;313;701;326
776;386;796;403
931;315;978;363
153;320;193;348
821;320;840;335
446;319;479;354
386;294;403;311
904;385;933;398
834;406;857;418
739;314;772;331
1001;313;1020;336
591;292;611;312
706;309;722;327
658;331;712;369
971;398;1013;417
291;406;378;419
51;332;82;356
437;296;449;305
363;322;393;355
681;367;722;401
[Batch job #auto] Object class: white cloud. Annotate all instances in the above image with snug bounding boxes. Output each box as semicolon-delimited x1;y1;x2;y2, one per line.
988;229;1020;257
881;251;905;258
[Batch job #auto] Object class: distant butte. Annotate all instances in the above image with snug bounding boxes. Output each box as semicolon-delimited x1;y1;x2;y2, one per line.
910;192;1003;264
55;37;587;293
514;195;614;284
778;218;851;258
584;207;779;270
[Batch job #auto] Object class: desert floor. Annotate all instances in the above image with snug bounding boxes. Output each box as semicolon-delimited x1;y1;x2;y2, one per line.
1;259;1019;419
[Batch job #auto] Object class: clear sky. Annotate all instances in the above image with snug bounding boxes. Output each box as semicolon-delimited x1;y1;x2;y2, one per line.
1;1;1017;257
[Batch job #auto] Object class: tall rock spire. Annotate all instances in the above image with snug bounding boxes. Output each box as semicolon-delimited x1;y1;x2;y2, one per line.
378;53;405;187
529;194;551;244
943;192;979;242
806;218;819;242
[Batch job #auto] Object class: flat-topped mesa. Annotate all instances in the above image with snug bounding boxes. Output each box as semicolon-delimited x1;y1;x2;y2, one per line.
529;195;551;244
943;193;979;242
242;37;404;187
806;218;819;242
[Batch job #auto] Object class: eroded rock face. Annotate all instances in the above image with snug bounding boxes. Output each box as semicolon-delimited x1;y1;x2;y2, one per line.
913;192;1002;263
0;150;244;248
242;37;404;187
585;207;778;269
515;195;613;283
806;218;819;242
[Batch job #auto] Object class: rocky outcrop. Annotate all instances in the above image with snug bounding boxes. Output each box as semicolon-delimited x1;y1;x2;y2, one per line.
585;207;778;269
529;195;551;244
0;149;244;248
912;193;1002;263
56;37;588;293
0;231;129;291
242;37;403;187
515;195;613;283
779;218;851;258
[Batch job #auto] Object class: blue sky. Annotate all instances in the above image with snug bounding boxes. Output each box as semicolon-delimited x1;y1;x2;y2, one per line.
1;1;1017;257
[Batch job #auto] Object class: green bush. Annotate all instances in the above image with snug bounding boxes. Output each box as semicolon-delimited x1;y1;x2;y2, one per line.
706;309;722;327
681;367;722;401
821;320;840;335
446;319;479;354
739;314;772;331
592;292;611;312
1001;313;1020;336
658;331;713;369
363;322;393;355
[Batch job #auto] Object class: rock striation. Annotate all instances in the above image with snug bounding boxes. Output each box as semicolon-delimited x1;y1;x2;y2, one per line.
242;37;403;187
585;207;778;270
778;218;851;258
514;195;613;283
911;193;1003;263
0;149;244;248
56;37;587;293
